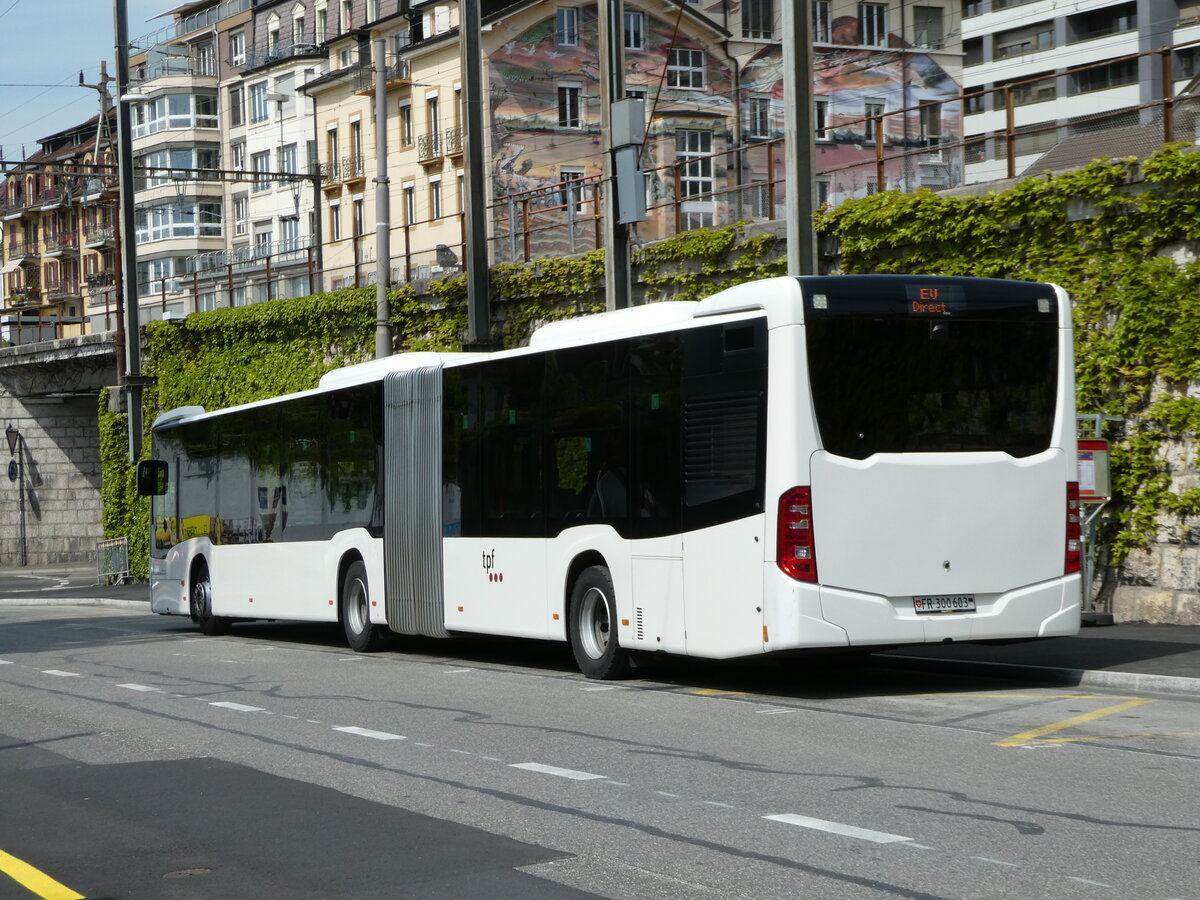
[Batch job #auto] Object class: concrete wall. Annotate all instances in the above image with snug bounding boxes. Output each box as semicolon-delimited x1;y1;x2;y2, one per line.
0;391;105;568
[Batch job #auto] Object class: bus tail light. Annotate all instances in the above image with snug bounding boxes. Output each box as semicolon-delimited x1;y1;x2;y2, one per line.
1065;482;1081;574
778;486;817;583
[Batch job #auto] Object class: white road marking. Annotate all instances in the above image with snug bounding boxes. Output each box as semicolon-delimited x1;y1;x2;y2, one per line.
210;701;266;713
702;801;736;809
41;670;80;677
332;726;405;741
446;748;473;755
656;791;680;798
581;686;615;692
757;708;794;715
446;668;472;674
117;683;162;692
0;660;12;665
972;857;1019;868
764;814;912;845
510;762;606;781
1067;877;1112;888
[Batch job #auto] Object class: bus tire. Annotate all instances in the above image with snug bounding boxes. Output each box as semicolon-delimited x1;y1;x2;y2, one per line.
190;563;231;636
341;560;387;652
568;565;630;680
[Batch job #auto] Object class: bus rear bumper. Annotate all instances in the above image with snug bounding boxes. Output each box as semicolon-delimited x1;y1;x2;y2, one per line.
765;571;1081;650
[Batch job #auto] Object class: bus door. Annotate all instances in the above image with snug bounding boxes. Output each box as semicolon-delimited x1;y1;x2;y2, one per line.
679;319;769;658
383;365;451;638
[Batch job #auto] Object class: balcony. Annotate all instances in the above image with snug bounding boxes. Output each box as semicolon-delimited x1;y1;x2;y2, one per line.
44;279;81;302
444;126;464;157
189;234;315;273
43;232;79;257
418;131;443;163
313;160;341;189
84;225;116;248
7;283;41;307
355;58;411;94
243;42;324;72
37;186;67;209
340;156;365;183
5;239;38;259
2;198;30;220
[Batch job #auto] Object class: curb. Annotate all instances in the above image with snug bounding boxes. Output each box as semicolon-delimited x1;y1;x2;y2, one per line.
880;653;1200;697
0;598;150;610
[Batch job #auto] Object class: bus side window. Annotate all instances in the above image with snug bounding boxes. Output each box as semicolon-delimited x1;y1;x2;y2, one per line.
631;331;682;539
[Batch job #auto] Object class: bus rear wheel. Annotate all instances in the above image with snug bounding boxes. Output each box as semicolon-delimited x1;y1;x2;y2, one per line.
341;560;387;652
569;565;630;680
190;564;231;636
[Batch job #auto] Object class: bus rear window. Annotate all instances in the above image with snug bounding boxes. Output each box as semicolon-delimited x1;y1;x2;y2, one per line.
806;314;1058;460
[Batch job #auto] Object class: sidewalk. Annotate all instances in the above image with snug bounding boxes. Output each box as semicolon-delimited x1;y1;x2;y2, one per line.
1;563;1197;694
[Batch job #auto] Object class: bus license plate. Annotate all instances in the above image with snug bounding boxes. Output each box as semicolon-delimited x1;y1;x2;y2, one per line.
913;594;976;614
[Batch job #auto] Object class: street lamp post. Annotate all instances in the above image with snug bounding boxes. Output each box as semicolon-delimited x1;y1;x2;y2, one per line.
6;423;26;567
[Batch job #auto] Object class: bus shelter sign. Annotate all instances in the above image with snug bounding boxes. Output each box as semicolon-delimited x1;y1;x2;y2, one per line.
1078;440;1110;501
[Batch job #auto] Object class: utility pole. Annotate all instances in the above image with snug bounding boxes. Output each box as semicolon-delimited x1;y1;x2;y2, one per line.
460;0;492;346
113;0;143;459
598;0;632;310
782;0;817;275
373;38;391;358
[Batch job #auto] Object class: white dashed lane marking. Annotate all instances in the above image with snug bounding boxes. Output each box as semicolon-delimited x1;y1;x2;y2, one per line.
510;762;606;781
41;670;80;677
117;683;162;692
764;813;913;845
209;701;267;713
332;726;406;741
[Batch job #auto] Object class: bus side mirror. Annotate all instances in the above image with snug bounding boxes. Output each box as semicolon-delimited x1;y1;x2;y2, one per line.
136;459;168;496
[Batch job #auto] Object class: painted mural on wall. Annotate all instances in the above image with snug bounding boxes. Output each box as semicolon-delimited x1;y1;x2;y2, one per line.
740;16;961;205
487;2;736;254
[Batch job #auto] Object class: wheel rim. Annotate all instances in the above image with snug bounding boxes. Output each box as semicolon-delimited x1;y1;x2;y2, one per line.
577;586;610;660
192;579;211;619
346;576;369;636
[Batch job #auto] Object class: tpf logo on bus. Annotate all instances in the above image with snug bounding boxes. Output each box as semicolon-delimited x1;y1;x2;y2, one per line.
483;549;504;583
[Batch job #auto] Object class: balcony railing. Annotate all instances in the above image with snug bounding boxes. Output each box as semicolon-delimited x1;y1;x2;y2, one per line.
5;239;37;258
243;42;323;70
418;131;442;162
44;279;81;301
43;232;78;255
84;225;116;247
2;198;29;218
7;283;41;307
36;186;66;208
444;126;463;156
354;58;411;92
188;234;315;272
341;156;365;180
313;161;340;184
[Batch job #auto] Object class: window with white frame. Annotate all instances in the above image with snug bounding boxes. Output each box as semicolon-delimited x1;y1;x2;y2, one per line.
280;215;300;251
557;84;582;127
399;102;413;145
294;8;306;43
743;0;775;39
352;195;364;236
560;167;586;211
557;7;579;45
912;6;944;48
250;82;269;123
229;29;246;65
233;194;248;236
919;102;941;145
676;129;712;202
280;143;297;179
367;0;380;22
252;151;271;191
815;98;830;140
231;141;246;172
624;10;645;50
864;99;885;142
229;85;243;127
402;182;415;224
254;223;273;257
748;96;771;139
315;1;327;42
858;2;887;46
667;48;705;88
329;201;341;240
340;0;352;33
267;16;281;55
430;176;442;219
813;1;832;42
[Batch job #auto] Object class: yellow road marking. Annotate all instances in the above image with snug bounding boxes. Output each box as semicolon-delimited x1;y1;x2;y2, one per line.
1027;730;1200;745
690;689;749;696
994;698;1156;748
0;849;84;900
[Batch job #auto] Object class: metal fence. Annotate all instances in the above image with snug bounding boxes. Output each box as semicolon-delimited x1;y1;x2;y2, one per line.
96;537;130;585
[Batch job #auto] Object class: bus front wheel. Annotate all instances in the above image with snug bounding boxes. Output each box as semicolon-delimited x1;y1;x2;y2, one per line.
568;565;630;680
341;560;387;652
190;564;231;636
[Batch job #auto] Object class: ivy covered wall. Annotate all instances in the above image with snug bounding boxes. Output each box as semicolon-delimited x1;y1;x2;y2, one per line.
816;145;1200;623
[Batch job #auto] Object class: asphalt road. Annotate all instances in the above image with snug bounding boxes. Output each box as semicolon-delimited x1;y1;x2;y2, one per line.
0;603;1197;899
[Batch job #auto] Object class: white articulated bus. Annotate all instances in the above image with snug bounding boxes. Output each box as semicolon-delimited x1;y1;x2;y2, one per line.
137;275;1081;678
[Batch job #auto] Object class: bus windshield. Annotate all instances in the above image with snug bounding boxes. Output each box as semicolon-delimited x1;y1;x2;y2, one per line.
804;279;1059;459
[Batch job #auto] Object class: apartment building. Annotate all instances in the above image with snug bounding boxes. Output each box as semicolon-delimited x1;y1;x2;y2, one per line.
1;113;118;343
962;0;1199;182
